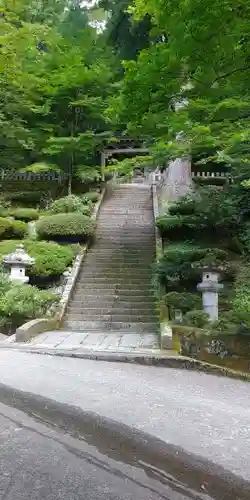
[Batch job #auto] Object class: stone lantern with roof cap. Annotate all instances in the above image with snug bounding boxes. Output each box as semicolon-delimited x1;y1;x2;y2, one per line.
3;244;35;283
197;266;224;321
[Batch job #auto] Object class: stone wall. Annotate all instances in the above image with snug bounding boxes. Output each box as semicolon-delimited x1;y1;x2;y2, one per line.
172;325;250;373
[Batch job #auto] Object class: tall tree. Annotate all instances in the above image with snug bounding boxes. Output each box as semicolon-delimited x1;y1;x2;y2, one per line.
114;0;250;169
99;0;151;63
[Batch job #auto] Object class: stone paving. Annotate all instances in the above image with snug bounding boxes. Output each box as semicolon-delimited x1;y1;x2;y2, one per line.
25;331;160;352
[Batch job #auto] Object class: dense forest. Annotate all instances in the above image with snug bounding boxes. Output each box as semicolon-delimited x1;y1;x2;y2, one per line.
2;0;250;332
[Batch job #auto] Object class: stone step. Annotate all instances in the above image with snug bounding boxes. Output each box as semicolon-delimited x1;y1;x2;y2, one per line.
63;320;159;333
93;236;155;240
75;280;153;287
67;305;156;315
93;245;156;252
84;254;153;265
67;299;156;309
82;266;153;273
65;313;157;322
72;290;155;299
78;272;152;280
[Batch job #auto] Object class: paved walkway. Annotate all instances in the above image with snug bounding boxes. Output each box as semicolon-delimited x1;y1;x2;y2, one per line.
0;350;249;484
20;331;161;352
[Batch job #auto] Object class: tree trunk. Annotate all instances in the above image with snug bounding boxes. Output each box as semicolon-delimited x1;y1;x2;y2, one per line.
68;175;72;195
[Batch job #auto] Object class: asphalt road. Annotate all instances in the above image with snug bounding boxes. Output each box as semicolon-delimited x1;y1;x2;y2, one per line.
0;350;250;499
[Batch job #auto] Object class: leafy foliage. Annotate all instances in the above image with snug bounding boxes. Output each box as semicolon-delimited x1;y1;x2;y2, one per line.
81;191;100;203
50;195;91;215
10;208;39;222
156;243;227;289
163;291;201;314
183;310;210;329
36;213;95;241
0;281;58;332
0;240;76;277
0;217;27;240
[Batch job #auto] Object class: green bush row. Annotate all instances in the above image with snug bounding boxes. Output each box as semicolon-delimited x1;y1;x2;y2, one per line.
0;208;39;222
0;217;27;240
50;195;91;215
81;191;100;204
0;240;77;277
157;189;239;242
0;274;58;333
155;243;228;289
36;213;96;243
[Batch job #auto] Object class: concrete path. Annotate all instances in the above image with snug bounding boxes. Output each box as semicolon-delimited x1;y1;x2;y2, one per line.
0;349;249;482
21;330;160;352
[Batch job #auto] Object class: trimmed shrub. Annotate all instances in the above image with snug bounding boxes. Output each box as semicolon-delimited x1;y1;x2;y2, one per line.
0;217;27;240
10;208;39;222
11;220;27;239
168;195;197;216
0;218;13;239
81;191;100;204
36;213;95;243
156;214;206;240
0;282;59;332
164;291;201;314
183;309;210;328
0;240;77;277
50;195;90;215
155;243;228;289
6;191;43;206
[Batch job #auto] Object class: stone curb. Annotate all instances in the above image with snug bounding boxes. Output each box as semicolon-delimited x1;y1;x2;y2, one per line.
151;181;173;350
1;344;249;382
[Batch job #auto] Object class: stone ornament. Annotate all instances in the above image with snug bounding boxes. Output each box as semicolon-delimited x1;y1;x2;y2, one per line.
3;244;35;283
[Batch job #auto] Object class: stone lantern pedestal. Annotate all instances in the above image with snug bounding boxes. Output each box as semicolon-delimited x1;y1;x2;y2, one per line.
197;267;223;321
3;244;35;283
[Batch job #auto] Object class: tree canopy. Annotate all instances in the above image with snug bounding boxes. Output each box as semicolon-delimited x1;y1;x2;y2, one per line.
114;0;250;170
2;0;250;185
0;0;113;190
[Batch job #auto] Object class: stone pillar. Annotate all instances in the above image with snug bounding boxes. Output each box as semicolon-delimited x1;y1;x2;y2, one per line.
3;244;35;283
197;268;223;321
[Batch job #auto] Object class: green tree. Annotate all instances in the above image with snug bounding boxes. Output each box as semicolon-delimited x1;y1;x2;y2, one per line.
115;0;250;169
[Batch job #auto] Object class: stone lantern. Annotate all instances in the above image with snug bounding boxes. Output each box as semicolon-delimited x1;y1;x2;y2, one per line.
197;267;224;321
3;244;35;283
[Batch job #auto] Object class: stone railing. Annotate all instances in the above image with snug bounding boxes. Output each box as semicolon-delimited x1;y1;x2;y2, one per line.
0;170;68;182
192;171;232;181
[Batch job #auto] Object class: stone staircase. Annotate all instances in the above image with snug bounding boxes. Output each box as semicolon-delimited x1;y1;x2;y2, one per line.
62;183;160;343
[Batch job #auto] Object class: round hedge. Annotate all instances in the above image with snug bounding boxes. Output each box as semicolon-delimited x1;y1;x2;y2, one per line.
81;191;100;204
0;240;77;277
36;212;96;242
0;217;27;240
11;220;27;239
50;195;91;216
10;208;39;222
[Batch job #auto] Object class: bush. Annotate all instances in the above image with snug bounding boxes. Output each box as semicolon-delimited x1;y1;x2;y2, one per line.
0;240;77;277
164;291;201;313
183;309;210;328
156;213;206;240
0;218;13;239
81;191;100;204
155;243;227;289
10;208;39;222
0;282;59;331
6;191;43;206
50;195;91;215
36;213;95;243
0;217;27;240
11;220;27;239
168;195;197;216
